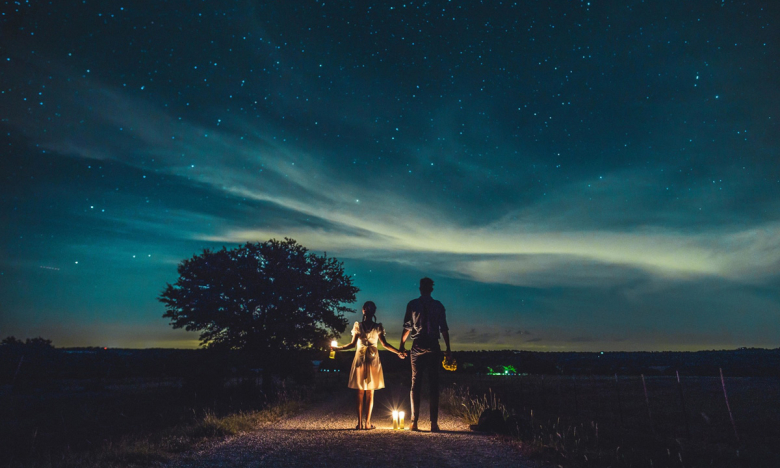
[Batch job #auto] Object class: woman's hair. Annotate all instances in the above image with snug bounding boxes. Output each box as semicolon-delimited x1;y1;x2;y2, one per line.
362;301;377;323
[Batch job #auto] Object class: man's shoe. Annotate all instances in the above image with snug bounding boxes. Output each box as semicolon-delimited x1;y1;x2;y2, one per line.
430;423;441;433
410;422;419;431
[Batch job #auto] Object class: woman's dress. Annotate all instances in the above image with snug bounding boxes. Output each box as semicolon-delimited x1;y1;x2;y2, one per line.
347;321;385;390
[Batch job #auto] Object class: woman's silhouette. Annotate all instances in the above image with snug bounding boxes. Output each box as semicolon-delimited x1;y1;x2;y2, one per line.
331;301;405;429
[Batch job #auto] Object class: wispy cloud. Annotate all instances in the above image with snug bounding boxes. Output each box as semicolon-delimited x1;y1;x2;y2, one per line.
10;67;780;293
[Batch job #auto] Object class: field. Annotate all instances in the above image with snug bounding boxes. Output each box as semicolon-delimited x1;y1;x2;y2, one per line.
439;373;780;467
2;347;779;467
0;346;316;468
0;376;311;468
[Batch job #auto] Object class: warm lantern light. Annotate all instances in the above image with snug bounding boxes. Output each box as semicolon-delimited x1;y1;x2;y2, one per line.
392;410;399;429
442;355;457;371
329;340;338;359
398;411;405;430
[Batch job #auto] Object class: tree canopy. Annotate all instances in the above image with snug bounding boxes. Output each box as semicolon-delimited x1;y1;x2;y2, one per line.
159;238;358;354
1;336;54;349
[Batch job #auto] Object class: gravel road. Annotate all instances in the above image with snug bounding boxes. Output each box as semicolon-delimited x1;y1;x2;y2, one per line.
168;384;539;468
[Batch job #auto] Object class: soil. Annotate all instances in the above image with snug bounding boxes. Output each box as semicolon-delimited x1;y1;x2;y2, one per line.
167;384;539;468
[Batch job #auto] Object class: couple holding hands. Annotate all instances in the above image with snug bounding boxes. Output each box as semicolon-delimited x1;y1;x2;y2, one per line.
330;277;451;432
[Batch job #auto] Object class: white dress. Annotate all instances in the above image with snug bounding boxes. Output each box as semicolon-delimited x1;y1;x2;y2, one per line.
347;321;386;390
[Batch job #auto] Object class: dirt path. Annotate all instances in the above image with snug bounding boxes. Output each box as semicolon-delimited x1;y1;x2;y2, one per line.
168;384;539;468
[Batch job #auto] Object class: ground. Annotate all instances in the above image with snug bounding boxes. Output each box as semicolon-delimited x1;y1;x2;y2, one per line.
167;384;538;468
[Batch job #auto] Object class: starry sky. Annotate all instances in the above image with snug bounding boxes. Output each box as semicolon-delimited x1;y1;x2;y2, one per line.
2;0;779;351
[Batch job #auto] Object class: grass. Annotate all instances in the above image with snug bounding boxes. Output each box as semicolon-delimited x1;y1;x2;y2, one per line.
440;374;780;468
191;398;306;438
87;399;306;468
440;386;508;425
0;378;309;468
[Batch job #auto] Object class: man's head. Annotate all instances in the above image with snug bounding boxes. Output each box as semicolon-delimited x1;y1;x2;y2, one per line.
419;277;434;295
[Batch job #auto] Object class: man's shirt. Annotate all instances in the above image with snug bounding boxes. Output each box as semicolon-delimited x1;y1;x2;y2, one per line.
403;295;448;341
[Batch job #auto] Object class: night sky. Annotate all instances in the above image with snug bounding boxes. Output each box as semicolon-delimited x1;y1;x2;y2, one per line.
2;1;779;351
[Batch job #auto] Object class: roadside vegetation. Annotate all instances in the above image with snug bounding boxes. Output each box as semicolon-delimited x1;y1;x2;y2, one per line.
0;339;322;468
441;372;779;468
1;372;311;468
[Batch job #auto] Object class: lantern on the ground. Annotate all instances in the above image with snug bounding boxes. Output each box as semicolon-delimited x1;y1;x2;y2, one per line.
398;411;405;430
392;410;399;429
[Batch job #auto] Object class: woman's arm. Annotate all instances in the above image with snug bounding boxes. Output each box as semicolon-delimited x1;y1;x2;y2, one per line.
379;333;404;356
333;333;358;351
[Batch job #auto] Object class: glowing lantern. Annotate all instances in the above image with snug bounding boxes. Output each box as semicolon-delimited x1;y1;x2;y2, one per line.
329;340;338;359
392;410;405;430
442;355;458;371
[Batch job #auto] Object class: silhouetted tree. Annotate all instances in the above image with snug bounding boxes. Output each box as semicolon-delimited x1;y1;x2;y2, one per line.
1;336;53;349
159;238;358;395
1;336;24;347
0;336;55;387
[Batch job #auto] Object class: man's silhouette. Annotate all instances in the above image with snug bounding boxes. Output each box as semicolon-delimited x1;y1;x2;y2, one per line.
399;277;451;432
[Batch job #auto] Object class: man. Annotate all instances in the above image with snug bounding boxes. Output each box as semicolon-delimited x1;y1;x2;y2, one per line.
399;277;451;432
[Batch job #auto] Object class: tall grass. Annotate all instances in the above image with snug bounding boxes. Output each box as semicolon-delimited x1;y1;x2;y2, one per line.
3;380;308;468
441;386;508;425
441;382;639;466
190;400;305;438
90;384;307;468
441;375;778;468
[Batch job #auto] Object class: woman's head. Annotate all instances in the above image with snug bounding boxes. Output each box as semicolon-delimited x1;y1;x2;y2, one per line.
362;301;377;322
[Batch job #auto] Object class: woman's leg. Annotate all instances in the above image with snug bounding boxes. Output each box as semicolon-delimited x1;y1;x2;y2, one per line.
365;390;375;428
356;389;365;429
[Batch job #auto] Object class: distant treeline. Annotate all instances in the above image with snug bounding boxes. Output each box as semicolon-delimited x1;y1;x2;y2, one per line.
320;347;780;377
0;338;317;388
3;338;780;387
442;348;780;377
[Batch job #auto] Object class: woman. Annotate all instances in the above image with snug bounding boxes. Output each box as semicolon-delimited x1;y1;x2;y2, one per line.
331;301;405;429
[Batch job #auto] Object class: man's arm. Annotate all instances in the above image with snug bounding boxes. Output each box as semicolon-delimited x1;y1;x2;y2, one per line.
442;331;451;358
440;304;451;358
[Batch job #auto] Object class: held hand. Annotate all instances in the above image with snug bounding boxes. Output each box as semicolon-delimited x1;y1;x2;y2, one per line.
397;351;407;359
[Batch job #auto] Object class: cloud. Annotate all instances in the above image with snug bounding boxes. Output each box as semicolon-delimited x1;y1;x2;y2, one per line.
210;221;780;290
456;328;504;345
453;254;650;289
8;64;780;294
568;336;597;343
